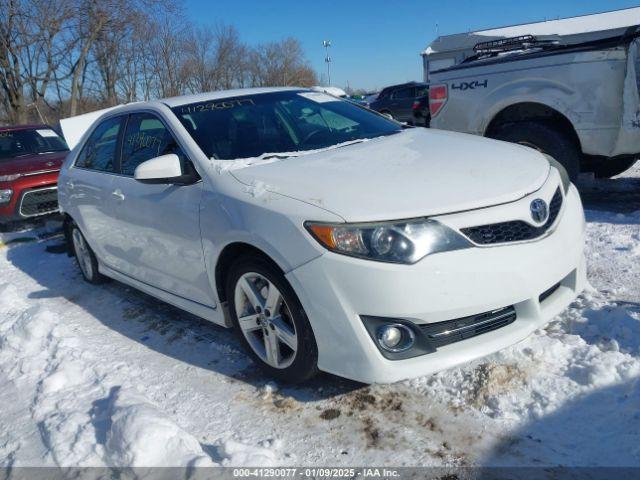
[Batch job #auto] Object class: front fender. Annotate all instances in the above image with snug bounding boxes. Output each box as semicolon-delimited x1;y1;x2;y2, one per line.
198;183;342;304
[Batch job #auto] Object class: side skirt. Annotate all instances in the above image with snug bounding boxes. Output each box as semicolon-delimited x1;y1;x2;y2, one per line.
99;263;228;327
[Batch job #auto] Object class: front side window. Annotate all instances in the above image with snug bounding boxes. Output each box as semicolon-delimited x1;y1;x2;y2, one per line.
171;91;401;160
121;113;185;176
0;128;68;160
75;117;122;172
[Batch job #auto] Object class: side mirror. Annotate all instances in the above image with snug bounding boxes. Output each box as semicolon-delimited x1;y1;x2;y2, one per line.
134;154;198;185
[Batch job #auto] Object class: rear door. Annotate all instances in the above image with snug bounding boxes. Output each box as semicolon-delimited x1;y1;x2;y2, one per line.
68;116;124;264
105;112;213;306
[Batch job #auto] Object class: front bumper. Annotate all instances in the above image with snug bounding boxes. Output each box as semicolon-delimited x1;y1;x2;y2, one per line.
0;173;60;223
287;184;586;383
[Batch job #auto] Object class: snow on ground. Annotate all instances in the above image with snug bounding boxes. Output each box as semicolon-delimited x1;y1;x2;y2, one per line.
0;166;639;468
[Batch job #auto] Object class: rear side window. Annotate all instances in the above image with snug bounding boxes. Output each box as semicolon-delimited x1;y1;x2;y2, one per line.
120;113;186;176
392;88;414;99
75;117;122;172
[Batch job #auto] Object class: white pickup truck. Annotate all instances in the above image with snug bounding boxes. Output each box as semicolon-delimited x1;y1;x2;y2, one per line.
423;9;640;180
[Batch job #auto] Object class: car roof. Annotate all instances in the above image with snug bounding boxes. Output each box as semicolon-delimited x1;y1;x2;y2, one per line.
160;87;304;108
96;87;306;118
380;82;428;92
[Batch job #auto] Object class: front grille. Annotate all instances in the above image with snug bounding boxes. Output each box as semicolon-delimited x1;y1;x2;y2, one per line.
19;187;59;218
461;188;563;245
419;306;517;349
539;282;561;303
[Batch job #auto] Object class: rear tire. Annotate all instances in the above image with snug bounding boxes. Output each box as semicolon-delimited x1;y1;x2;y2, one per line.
489;121;581;182
226;254;319;383
589;157;637;179
70;224;107;284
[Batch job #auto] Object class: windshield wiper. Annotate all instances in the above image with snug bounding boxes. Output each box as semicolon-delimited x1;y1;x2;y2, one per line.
262;153;295;160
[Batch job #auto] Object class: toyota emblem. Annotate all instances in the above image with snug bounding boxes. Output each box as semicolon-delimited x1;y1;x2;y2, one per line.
530;199;549;224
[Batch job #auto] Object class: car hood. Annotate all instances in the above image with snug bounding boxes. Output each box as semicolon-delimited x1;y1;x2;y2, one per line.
0;151;67;177
230;128;550;222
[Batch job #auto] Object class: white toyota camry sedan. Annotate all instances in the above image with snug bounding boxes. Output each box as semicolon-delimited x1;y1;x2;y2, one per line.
58;87;586;383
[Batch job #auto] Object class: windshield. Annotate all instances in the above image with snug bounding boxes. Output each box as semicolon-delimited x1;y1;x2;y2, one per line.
0;128;68;160
171;90;402;160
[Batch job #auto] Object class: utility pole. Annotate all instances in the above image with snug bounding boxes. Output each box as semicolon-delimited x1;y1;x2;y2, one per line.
323;40;332;86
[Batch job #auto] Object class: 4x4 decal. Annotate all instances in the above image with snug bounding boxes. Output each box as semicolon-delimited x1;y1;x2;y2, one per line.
451;80;488;91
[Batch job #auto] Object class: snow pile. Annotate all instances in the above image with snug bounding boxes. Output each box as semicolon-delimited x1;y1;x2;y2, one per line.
0;285;103;465
220;439;281;466
0;281;218;467
105;388;215;467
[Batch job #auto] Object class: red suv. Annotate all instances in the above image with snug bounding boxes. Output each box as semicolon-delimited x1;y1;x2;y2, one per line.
0;125;69;227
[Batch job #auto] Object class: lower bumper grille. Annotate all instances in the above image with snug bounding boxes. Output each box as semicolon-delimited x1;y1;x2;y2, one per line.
19;187;59;218
419;306;517;349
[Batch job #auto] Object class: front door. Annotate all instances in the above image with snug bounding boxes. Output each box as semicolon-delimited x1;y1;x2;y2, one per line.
105;112;213;306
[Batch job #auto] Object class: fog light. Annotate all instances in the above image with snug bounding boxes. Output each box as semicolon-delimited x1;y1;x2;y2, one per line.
376;324;415;352
0;189;13;205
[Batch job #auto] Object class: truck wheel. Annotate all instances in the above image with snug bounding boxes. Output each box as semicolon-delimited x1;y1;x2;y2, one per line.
589;157;637;179
490;121;581;182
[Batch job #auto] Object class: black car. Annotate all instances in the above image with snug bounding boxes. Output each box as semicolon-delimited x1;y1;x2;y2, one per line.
369;82;429;123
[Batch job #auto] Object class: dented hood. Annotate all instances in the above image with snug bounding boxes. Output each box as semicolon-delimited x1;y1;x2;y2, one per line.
230;128;550;222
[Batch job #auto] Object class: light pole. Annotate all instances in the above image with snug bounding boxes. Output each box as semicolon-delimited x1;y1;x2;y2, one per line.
323;40;332;86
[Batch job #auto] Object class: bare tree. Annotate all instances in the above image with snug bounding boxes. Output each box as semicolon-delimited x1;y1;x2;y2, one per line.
0;0;319;125
0;0;73;123
183;23;249;93
249;37;317;88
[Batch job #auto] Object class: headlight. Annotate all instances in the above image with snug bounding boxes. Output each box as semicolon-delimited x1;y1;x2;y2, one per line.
0;174;21;182
544;154;570;193
305;218;472;264
0;189;13;204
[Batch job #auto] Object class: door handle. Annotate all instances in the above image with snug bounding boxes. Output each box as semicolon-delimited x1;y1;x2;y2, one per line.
111;189;125;201
66;181;74;190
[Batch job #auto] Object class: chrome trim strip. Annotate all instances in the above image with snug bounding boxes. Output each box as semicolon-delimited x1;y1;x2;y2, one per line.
23;169;60;177
427;309;516;339
18;186;59;218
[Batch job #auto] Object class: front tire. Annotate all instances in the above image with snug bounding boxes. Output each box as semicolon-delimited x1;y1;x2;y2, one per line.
490;121;581;182
70;224;106;284
226;255;318;383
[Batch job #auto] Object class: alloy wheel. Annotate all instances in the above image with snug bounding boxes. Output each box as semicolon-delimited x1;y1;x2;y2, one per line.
72;229;94;280
234;272;298;369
